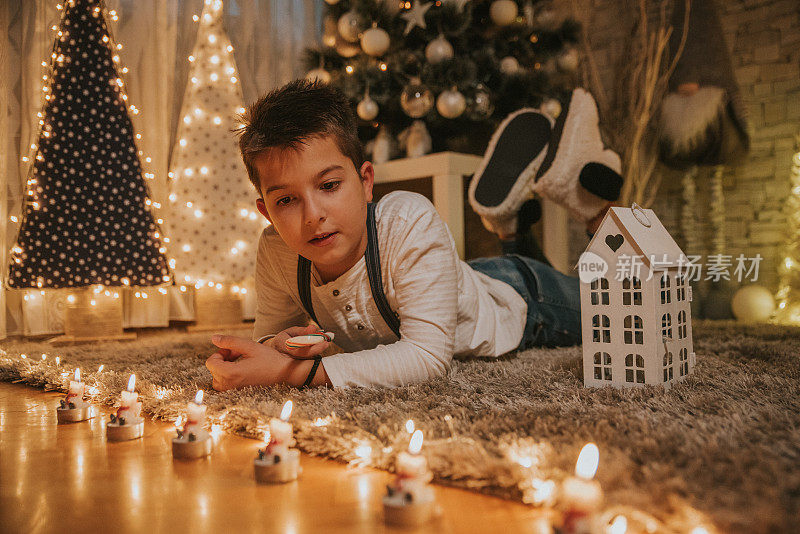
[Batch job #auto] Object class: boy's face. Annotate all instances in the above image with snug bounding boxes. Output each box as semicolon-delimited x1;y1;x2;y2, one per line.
254;135;374;283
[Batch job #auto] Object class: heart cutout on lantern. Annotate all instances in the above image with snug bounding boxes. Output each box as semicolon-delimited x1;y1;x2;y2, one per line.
605;234;624;252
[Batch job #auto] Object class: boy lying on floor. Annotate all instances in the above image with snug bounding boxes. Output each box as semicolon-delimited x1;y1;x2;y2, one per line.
206;80;621;390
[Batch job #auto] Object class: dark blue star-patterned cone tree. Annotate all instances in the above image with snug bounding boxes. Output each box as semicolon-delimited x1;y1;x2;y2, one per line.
7;0;170;290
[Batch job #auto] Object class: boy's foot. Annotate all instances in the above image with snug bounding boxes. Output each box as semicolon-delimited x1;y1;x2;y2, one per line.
498;199;551;266
531;88;623;223
469;108;553;236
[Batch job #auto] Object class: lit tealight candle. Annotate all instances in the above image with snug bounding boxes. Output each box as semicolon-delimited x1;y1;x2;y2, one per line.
57;368;95;423
107;374;145;441
66;368;85;404
254;400;301;483
119;374;142;420
172;390;212;459
559;443;603;534
383;430;437;526
266;400;293;458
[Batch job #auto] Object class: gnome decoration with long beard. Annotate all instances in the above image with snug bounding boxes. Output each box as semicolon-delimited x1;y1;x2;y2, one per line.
659;0;750;320
659;0;750;168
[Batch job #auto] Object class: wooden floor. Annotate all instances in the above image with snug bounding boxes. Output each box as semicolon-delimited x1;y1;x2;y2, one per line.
0;382;547;533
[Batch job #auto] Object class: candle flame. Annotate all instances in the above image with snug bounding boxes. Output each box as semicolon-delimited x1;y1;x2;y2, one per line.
194;390;204;404
575;443;599;479
174;415;184;428
280;400;293;421
354;443;372;459
127;374;136;392
97;364;104;373
55;356;60;366
408;430;423;454
74;368;81;382
608;515;627;534
405;419;415;434
263;429;271;445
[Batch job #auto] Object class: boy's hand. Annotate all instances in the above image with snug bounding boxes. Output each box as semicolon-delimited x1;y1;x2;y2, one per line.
269;324;331;360
206;335;296;391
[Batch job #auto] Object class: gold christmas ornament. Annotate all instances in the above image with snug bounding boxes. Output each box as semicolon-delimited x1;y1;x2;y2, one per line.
500;56;520;74
436;88;466;119
400;79;434;118
541;98;562;119
732;285;776;323
305;68;332;84
338;10;363;43
361;25;391;57
425;34;454;64
490;0;518;26
357;94;380;120
557;48;580;72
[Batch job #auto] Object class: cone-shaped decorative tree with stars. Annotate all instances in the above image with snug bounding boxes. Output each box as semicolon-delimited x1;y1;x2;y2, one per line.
6;0;170;338
167;0;264;291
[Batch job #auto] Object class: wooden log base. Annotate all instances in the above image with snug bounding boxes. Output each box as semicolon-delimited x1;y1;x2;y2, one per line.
47;332;137;346
253;449;301;484
172;435;213;459
106;420;144;441
383;498;438;527
185;323;248;333
56;405;95;423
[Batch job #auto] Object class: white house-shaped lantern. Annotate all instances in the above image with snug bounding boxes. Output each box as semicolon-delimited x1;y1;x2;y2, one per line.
578;204;695;388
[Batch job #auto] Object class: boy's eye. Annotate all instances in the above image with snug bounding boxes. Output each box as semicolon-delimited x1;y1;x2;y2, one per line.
276;196;292;206
321;180;341;191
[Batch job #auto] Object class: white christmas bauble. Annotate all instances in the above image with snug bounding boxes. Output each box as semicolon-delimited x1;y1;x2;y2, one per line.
732;285;775;323
361;26;390;57
500;56;520;74
436;89;466;119
557;48;580;72
490;0;518;26
338;10;363;43
400;81;434;118
305;68;332;84
357;95;379;120
335;36;361;58
541;98;561;118
371;126;394;164
425;34;454;64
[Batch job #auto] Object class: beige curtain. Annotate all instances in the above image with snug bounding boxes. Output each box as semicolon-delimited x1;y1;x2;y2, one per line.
0;0;321;338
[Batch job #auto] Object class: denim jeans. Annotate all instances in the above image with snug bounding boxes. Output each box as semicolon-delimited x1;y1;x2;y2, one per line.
468;254;582;350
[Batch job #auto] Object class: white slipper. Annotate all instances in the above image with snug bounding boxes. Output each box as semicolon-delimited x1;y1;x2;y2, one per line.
532;88;623;223
468;109;553;235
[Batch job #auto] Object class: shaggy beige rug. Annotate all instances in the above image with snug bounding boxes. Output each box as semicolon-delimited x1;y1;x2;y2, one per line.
1;321;798;533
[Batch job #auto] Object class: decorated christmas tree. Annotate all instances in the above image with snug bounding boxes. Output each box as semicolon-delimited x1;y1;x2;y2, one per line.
7;0;170;291
167;0;264;324
303;0;579;156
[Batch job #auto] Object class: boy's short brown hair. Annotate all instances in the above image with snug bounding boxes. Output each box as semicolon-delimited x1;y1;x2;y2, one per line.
237;79;365;195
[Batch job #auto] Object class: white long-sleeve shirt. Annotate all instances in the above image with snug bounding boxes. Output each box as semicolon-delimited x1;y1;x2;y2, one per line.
252;191;527;388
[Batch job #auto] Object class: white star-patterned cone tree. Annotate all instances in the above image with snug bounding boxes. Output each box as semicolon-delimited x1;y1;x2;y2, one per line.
7;0;170;290
167;0;264;287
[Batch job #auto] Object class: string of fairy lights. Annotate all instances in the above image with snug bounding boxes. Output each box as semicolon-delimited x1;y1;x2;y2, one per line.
12;0;256;310
774;139;800;323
